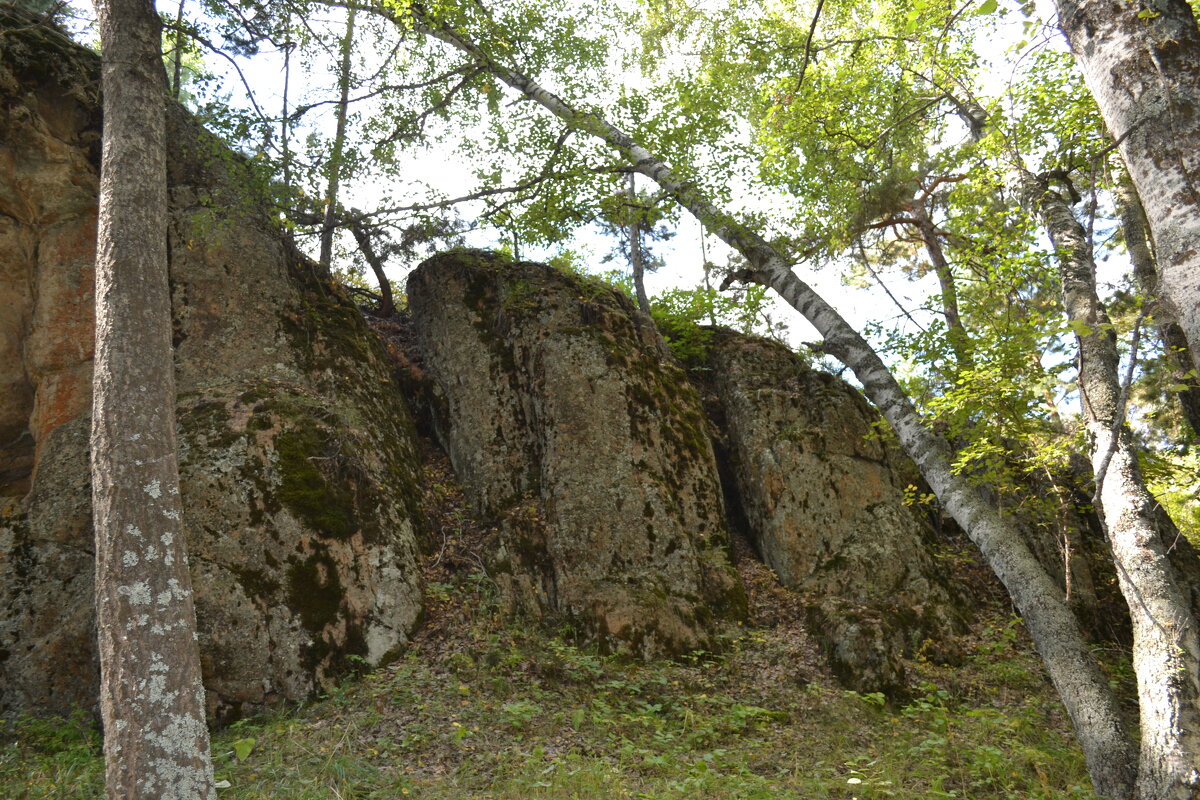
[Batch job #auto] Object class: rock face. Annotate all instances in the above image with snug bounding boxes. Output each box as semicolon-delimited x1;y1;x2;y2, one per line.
0;17;423;721
407;253;745;658
702;331;966;691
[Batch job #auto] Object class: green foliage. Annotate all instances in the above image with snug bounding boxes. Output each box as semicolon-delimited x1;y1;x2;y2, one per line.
650;285;787;364
1142;448;1200;547
0;713;103;798
232;738;257;762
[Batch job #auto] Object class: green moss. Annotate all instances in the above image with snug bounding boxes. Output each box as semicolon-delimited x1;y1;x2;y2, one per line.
275;427;356;540
239;385;273;405
287;550;344;633
179;400;239;451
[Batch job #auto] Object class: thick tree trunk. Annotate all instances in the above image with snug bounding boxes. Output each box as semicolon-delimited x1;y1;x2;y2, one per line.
1112;172;1200;440
92;2;215;798
1054;0;1200;377
1024;171;1200;800
404;9;1139;796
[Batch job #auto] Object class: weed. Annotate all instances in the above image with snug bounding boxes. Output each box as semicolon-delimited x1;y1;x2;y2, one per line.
2;520;1100;800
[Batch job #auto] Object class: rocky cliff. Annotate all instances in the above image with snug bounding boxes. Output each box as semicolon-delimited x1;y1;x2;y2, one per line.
2;12;987;719
0;17;424;721
406;254;745;658
397;254;968;688
698;332;966;690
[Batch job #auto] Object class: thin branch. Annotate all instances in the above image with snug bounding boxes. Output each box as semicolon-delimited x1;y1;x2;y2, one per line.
339;127;574;222
856;239;928;333
288;64;477;120
164;21;270;122
793;0;825;91
373;65;486;144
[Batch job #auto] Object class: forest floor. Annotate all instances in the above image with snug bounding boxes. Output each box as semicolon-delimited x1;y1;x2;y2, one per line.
0;438;1131;799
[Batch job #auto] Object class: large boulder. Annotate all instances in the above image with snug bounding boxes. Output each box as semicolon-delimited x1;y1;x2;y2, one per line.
407;253;745;658
701;331;967;692
0;15;423;722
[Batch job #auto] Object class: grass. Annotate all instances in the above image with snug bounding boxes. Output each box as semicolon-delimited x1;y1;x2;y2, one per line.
1;590;1100;799
0;443;1113;799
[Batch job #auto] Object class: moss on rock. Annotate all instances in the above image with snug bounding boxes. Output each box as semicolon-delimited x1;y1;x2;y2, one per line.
408;251;745;660
275;427;357;541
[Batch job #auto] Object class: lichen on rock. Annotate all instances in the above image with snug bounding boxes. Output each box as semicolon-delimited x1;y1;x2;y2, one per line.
700;330;968;693
0;14;423;723
407;252;744;659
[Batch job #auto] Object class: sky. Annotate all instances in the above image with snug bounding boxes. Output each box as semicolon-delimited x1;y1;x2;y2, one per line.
57;0;1123;384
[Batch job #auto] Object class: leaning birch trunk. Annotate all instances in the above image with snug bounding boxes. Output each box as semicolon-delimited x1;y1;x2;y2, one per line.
1023;171;1200;800
399;7;1139;796
1053;0;1200;376
92;1;215;798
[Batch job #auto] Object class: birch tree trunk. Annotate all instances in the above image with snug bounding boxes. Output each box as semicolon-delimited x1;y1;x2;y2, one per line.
1023;171;1200;800
1054;0;1200;375
91;2;215;798
401;7;1139;796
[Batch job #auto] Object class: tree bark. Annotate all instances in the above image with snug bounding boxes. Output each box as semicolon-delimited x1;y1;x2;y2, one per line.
320;5;356;268
1024;170;1200;800
402;7;1139;796
909;201;973;371
1112;171;1200;440
348;219;396;317
1054;0;1200;377
628;173;652;316
91;1;215;798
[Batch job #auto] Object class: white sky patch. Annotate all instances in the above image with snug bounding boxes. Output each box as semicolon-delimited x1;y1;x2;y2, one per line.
58;0;1133;401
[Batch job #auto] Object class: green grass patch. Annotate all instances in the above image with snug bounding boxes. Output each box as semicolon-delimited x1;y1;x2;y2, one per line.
2;600;1098;799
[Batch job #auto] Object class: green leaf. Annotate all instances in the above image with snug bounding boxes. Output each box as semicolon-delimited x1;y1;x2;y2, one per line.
1068;319;1093;338
977;0;999;14
1167;383;1191;393
232;737;256;762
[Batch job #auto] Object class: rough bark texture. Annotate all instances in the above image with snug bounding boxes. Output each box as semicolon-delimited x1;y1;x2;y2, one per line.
1054;0;1200;378
0;11;424;722
402;13;1138;796
1026;171;1200;800
319;6;355;270
407;252;745;658
700;331;967;692
91;1;215;796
